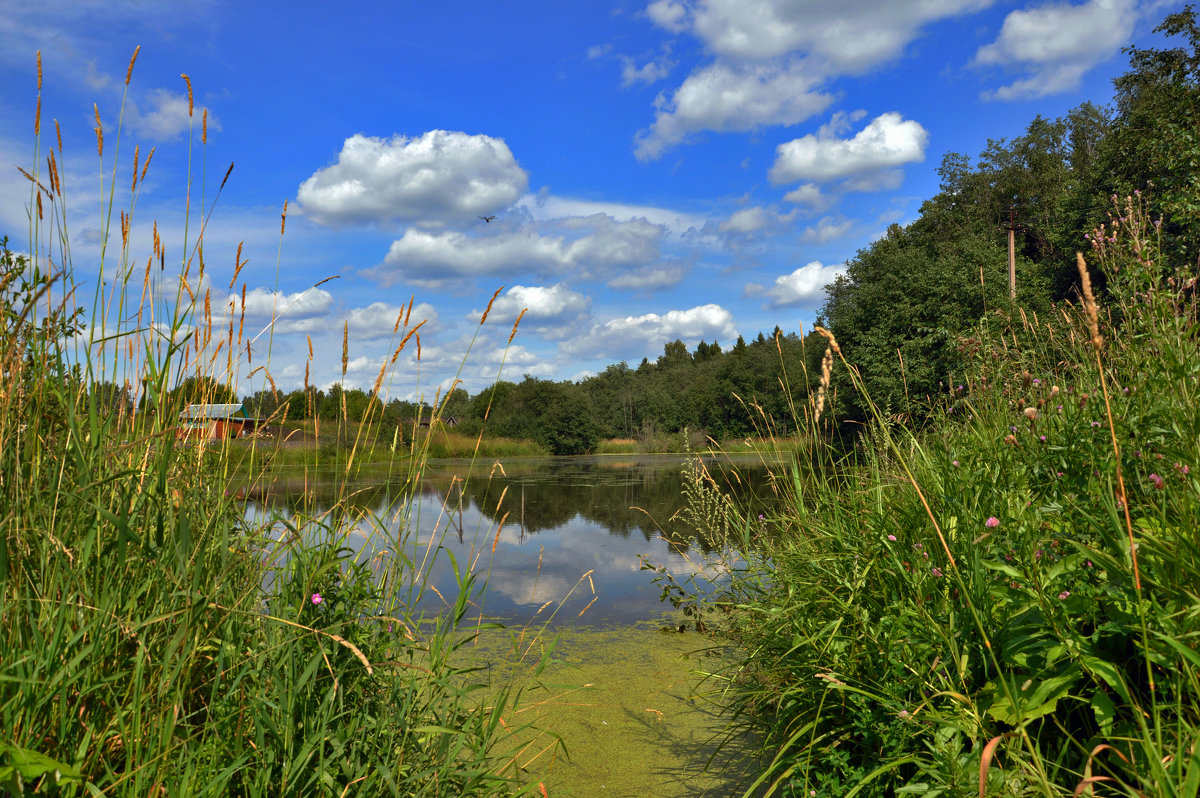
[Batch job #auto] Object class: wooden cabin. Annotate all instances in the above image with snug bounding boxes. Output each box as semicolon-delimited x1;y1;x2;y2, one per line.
176;403;260;440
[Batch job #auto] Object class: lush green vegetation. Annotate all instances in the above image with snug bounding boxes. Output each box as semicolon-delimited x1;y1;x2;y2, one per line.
666;10;1200;796
0;58;551;796
240;329;814;456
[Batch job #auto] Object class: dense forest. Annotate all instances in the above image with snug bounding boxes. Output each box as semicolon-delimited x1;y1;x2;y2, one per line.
91;9;1200;456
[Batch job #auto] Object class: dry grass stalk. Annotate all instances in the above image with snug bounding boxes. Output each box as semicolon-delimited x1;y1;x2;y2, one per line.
237;284;246;344
1077;251;1138;592
137;256;152;322
54;119;62;152
131;145;140;193
508;308;526;343
202;109;207;144
371;359;388;395
280;199;288;235
394;319;425;358
47;151;60;196
813;346;833;423
141;146;154;182
813;325;842;357
180;74;193;116
36;193;43;221
93;104;103;157
341;321;348;377
307;335;313;360
404;295;414;326
1076;252;1103;351
34;95;40;136
17;167;49;196
480;286;502;324
491;511;510;554
124;45;139;85
36;50;41;90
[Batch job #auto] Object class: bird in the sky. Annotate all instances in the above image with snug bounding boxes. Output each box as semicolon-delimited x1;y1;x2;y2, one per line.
479;215;496;223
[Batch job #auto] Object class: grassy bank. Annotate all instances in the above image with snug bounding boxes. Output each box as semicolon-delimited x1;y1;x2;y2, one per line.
679;198;1200;796
0;55;551;796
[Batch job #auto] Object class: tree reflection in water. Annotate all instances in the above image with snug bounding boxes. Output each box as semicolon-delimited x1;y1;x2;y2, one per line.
246;455;775;626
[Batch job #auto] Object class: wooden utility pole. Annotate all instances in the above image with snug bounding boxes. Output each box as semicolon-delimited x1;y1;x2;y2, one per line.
1003;204;1021;300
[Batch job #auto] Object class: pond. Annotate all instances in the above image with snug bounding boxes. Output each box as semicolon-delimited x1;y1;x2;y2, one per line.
246;453;779;628
244;453;782;795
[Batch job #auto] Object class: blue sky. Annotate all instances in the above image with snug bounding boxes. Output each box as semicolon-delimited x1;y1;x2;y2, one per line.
0;0;1177;402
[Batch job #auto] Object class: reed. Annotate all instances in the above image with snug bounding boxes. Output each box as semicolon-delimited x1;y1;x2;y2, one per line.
0;52;551;796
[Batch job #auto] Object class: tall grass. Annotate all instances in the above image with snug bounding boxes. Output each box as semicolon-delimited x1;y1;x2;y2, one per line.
678;194;1200;796
0;52;544;796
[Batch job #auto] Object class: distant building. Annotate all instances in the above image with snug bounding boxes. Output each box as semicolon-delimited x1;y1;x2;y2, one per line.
176;403;260;440
408;415;458;430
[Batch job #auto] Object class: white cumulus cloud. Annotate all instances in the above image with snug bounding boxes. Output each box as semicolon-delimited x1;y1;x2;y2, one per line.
126;89;220;140
370;215;666;288
345;301;440;341
763;261;846;308
562;303;737;360
638;0;992;156
297;130;528;227
800;217;853;244
679;0;992;68
719;206;771;234
473;283;591;338
975;0;1138;100
621;54;675;86
225;286;334;335
769;112;928;187
635;61;833;160
782;183;829;211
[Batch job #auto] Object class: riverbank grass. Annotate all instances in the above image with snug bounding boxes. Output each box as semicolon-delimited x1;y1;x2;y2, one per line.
684;196;1200;796
0;53;550;795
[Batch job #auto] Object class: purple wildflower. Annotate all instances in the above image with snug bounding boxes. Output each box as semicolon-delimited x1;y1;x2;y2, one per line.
311;593;323;605
985;517;1000;528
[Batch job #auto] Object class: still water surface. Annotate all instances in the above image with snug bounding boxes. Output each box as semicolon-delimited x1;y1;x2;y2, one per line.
249;454;775;627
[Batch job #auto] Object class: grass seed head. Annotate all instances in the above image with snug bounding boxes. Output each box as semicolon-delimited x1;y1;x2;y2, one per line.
93;104;103;157
509;308;527;343
180;73;193;116
480;286;503;324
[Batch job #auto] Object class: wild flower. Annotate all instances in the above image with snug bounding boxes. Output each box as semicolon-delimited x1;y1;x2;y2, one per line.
952;460;960;467
1058;591;1071;600
932;567;943;577
887;534;897;541
985;517;1000;528
1149;473;1165;490
1039;435;1046;442
311;593;323;605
